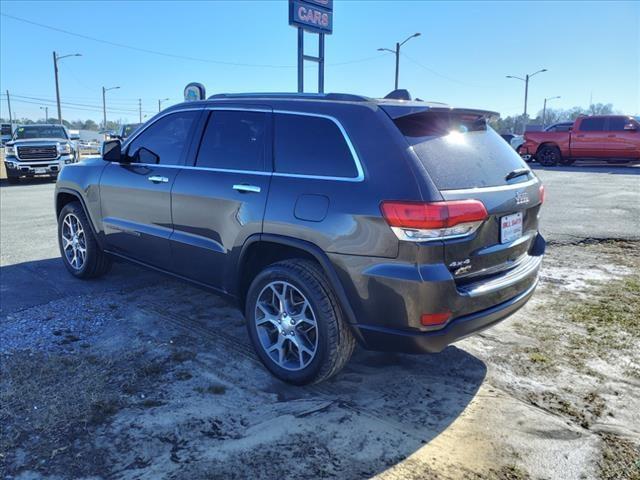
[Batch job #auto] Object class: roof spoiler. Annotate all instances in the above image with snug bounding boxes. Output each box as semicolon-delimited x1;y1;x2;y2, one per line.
384;89;412;101
381;104;500;121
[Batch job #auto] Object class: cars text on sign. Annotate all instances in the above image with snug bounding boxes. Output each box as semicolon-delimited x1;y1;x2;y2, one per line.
289;0;333;34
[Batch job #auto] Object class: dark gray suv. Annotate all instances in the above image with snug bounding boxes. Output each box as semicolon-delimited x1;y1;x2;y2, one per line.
55;93;545;385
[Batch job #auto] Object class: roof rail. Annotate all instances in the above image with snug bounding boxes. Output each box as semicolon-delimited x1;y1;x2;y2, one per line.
207;92;371;102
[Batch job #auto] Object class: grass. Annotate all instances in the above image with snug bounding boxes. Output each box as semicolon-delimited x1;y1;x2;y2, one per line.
0;348;169;477
598;433;640;480
567;276;640;352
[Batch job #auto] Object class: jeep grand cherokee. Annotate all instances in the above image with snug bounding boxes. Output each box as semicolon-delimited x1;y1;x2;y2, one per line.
54;92;545;385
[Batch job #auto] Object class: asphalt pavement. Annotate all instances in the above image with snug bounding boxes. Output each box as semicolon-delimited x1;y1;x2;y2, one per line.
533;164;640;243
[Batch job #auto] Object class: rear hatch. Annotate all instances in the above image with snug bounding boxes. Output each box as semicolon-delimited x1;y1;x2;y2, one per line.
386;106;543;286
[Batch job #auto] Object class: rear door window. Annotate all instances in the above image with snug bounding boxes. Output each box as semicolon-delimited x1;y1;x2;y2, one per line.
579;117;606;131
394;112;529;190
196;110;267;171
274;113;358;179
607;117;627;131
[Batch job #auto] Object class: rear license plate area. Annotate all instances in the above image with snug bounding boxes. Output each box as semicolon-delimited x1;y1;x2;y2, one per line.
500;212;523;244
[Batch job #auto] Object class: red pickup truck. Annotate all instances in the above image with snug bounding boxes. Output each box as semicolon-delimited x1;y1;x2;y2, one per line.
519;115;640;166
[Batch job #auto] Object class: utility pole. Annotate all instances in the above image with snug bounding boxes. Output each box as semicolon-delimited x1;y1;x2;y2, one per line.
53;51;62;124
52;51;82;125
102;86;120;130
138;99;142;123
6;90;13;127
542;96;560;128
40;106;49;122
378;33;421;91
506;68;547;134
158;98;169;112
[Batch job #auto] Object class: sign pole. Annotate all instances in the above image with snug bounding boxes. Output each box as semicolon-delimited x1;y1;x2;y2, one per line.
318;33;325;93
297;28;304;93
289;0;333;94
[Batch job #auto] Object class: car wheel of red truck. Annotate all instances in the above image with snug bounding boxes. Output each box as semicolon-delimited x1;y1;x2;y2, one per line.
537;145;561;167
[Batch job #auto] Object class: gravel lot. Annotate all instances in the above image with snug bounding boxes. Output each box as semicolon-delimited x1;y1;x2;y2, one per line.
1;165;639;479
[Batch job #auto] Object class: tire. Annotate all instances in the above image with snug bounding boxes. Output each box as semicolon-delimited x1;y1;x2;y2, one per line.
58;201;112;279
559;157;575;166
7;176;20;185
245;259;355;385
537;145;561;167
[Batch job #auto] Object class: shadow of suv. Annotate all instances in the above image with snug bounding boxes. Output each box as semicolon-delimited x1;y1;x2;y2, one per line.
54;92;545;385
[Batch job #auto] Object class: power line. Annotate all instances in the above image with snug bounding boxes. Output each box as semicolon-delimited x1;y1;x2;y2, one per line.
2;96;156;115
5;92;178;104
400;52;496;89
1;13;388;69
2;94;156;114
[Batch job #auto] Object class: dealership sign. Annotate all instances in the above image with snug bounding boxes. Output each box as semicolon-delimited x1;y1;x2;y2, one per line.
289;0;333;34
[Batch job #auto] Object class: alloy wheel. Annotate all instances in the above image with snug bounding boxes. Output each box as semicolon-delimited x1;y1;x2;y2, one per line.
254;281;318;371
61;213;87;270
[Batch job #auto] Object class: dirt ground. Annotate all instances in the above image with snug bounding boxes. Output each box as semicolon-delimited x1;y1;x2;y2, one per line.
1;239;639;480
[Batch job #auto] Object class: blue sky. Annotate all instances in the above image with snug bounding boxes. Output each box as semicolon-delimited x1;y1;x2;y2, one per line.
1;0;638;123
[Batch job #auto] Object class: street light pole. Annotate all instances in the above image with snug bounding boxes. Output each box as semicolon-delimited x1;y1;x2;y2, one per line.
378;33;421;91
138;99;142;123
506;68;547;134
542;96;561;128
52;51;82;125
6;90;13;127
40;106;49;122
158;98;169;113
102;86;120;130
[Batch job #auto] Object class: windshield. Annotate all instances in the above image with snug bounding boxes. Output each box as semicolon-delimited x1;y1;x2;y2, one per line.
13;125;68;140
394;111;530;190
123;124;142;137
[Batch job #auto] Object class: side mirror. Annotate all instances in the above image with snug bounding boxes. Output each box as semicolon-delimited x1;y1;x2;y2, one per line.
70;134;80;141
623;124;638;131
102;139;122;162
135;147;160;164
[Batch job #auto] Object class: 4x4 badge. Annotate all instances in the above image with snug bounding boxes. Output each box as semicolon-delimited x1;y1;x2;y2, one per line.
515;190;530;205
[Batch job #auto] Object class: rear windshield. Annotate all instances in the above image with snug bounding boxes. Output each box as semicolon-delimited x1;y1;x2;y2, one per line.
394;112;530;190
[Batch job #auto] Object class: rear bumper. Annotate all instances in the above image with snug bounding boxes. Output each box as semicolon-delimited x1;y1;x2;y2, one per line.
330;233;545;354
353;278;538;353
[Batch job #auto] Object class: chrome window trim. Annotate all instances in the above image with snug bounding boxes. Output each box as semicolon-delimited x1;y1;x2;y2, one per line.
441;177;538;194
109;162;271;176
120;105;365;182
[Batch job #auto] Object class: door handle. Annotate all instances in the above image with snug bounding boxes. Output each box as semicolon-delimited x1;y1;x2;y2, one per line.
233;184;261;193
607;134;616;138
148;175;169;183
577;134;585;138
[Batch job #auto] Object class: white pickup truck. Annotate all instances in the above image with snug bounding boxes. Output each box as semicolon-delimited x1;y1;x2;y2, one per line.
3;124;79;184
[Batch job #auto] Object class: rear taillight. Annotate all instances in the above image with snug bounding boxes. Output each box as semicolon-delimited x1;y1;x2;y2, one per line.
380;200;488;242
539;184;545;204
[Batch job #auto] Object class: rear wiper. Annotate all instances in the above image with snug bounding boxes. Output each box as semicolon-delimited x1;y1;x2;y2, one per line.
505;168;530;181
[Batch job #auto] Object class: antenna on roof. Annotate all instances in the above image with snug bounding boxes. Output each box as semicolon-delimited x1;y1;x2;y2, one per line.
384;89;412;101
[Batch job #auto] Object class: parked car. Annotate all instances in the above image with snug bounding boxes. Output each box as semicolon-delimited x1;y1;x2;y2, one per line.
1;123;12;145
500;133;525;153
78;140;101;155
117;123;143;140
519;115;640;166
4;124;78;184
543;122;573;132
55;92;545;384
